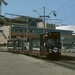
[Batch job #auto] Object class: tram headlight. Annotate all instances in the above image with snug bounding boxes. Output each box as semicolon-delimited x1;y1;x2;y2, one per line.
58;50;61;53
49;49;52;53
49;50;52;53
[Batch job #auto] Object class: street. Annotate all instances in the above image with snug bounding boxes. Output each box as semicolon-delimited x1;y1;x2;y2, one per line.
0;52;75;75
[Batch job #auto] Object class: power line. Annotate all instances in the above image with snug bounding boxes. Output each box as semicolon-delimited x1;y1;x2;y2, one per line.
44;0;56;7
55;0;74;11
30;0;56;13
63;15;75;21
63;4;75;10
28;0;75;25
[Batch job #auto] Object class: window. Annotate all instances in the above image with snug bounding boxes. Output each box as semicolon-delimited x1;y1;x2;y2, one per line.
47;38;60;46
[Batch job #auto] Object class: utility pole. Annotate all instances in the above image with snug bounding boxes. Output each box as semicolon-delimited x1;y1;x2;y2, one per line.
33;7;56;33
43;7;46;33
26;17;28;39
40;7;49;33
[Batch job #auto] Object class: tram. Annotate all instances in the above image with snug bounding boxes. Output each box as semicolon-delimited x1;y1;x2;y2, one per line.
24;32;61;59
7;31;61;59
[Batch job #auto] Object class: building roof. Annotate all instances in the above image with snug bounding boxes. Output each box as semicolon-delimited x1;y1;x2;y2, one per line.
56;25;75;33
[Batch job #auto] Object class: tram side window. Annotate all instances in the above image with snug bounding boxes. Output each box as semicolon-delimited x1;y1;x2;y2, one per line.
33;39;40;48
16;41;22;47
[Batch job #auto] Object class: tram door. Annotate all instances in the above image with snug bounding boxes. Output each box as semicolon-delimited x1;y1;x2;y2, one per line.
18;39;27;53
40;35;46;57
40;43;46;57
13;41;16;52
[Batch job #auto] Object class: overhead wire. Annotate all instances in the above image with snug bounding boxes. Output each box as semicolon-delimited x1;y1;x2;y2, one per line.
55;0;74;11
28;0;75;24
28;0;56;17
44;0;56;7
63;15;75;20
53;0;75;24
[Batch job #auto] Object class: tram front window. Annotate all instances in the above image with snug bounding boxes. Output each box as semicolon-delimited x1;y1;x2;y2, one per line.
47;38;60;46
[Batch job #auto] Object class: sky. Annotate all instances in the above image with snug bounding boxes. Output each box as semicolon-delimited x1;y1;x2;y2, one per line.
2;0;75;25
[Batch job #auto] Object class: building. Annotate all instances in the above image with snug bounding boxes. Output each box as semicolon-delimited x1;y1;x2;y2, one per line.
37;22;55;29
0;26;8;45
0;16;74;48
56;25;75;33
72;33;75;47
56;25;75;47
6;16;73;48
10;25;73;48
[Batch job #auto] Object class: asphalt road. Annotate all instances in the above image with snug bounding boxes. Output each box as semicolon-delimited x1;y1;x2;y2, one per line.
0;52;75;75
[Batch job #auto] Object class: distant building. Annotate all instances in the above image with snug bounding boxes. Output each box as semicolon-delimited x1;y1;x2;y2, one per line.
72;33;75;47
11;25;73;48
15;16;55;29
0;16;74;48
56;25;75;47
37;22;55;29
9;16;73;48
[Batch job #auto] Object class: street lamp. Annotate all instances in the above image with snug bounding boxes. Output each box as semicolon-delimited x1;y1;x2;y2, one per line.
48;11;57;17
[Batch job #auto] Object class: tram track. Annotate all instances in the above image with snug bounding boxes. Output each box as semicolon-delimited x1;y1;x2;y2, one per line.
33;54;75;71
47;55;75;70
25;54;75;70
63;60;75;65
51;60;75;70
31;55;75;70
